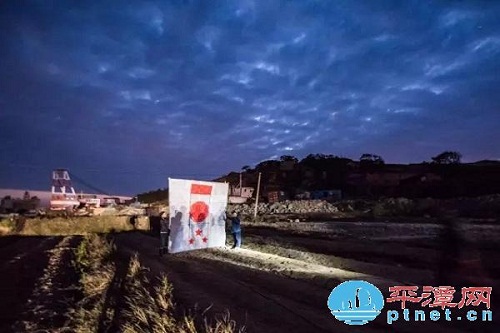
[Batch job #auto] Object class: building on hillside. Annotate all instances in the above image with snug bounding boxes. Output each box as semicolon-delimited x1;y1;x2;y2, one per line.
0;191;40;213
399;173;442;185
310;189;342;201
295;191;311;200
365;171;415;187
267;190;287;203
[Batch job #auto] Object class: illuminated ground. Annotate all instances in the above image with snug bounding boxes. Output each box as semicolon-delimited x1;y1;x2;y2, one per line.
113;220;499;332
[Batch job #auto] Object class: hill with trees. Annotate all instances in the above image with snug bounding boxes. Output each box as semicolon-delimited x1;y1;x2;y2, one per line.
137;151;500;202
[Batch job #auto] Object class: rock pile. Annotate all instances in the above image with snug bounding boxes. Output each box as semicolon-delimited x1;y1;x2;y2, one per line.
91;206;145;216
134;194;500;219
118;206;146;216
228;200;339;215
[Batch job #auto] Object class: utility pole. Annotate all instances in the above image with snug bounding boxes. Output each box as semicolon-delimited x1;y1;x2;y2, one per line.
254;172;261;220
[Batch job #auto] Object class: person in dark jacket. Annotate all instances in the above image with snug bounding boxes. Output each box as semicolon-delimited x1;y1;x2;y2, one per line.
230;212;242;249
159;211;170;256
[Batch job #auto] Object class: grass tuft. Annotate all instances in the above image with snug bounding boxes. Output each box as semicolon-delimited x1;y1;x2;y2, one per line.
121;254;244;333
0;218;15;235
69;235;243;333
71;234;116;332
13;216;148;236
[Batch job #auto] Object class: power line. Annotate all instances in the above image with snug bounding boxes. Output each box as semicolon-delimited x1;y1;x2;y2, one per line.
69;172;109;195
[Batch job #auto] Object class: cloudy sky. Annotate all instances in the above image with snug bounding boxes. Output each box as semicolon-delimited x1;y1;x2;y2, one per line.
1;0;499;195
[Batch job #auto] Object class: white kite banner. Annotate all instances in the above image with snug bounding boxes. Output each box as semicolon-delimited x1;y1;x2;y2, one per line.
168;178;229;254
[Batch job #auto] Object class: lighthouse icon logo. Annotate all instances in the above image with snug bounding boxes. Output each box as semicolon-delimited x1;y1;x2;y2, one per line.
327;280;384;325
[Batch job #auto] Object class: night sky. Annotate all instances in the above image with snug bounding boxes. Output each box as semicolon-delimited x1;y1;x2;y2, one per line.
1;1;499;195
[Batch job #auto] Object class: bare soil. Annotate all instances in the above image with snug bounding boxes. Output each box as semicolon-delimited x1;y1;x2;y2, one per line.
0;219;498;332
111;220;499;333
0;236;81;332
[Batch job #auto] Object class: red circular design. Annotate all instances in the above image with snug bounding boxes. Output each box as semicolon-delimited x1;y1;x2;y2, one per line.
190;201;209;223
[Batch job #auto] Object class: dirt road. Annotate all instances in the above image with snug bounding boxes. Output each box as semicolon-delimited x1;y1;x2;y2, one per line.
0;235;81;332
113;219;499;333
0;219;497;332
115;232;395;332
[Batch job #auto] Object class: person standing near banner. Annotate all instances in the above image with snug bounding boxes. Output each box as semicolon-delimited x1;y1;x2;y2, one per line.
159;211;170;256
230;212;242;249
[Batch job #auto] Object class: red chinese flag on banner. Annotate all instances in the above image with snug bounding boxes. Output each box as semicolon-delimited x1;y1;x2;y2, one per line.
188;184;212;247
168;178;229;254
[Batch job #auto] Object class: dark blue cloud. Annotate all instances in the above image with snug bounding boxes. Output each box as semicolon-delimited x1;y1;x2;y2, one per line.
1;0;499;194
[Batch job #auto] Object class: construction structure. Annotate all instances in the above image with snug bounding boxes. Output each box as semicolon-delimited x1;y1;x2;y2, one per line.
0;191;40;214
228;173;254;204
50;169;80;210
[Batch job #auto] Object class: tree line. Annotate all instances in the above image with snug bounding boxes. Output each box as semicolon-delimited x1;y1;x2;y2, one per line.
136;151;464;202
245;150;462;172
